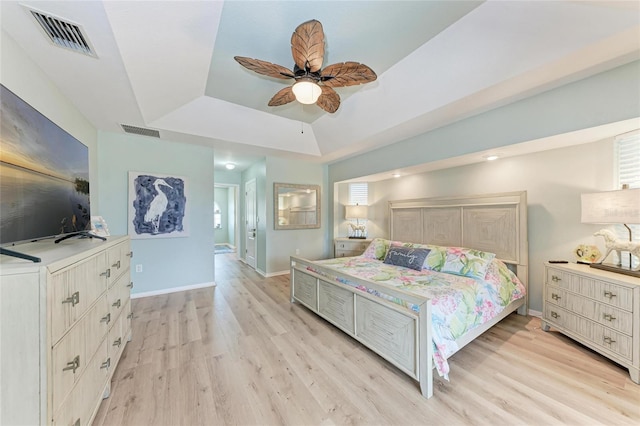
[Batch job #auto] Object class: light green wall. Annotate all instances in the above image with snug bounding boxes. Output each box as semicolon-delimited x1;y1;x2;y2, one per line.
214;186;229;244
97;131;215;295
329;60;640;184
327;61;639;312
265;157;327;274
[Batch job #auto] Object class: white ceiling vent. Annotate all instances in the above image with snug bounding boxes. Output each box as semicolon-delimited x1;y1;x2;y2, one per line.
121;124;161;138
26;7;97;58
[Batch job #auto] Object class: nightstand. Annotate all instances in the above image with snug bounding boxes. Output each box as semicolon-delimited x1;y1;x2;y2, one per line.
542;262;639;384
334;238;372;258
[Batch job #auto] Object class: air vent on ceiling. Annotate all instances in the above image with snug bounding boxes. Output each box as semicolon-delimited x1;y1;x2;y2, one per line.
121;124;161;138
27;7;97;57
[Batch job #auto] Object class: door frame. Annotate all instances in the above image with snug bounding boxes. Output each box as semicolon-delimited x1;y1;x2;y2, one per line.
244;178;257;269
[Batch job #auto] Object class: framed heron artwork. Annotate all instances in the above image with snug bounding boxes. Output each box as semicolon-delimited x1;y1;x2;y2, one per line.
128;171;189;239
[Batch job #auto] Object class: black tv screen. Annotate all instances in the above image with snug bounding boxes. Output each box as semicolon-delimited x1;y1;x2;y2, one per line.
0;84;90;245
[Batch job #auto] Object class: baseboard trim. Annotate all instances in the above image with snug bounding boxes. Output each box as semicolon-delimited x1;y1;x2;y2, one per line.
131;281;216;299
265;269;291;278
528;309;542;318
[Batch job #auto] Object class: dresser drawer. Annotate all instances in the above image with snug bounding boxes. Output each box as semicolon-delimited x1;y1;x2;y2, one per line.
53;338;109;426
545;304;633;361
108;272;131;324
335;250;364;258
51;295;109;414
50;253;109;344
546;285;633;335
546;268;633;311
334;239;371;258
106;240;132;286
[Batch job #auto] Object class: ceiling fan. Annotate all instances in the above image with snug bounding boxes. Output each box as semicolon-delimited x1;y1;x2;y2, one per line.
234;19;377;113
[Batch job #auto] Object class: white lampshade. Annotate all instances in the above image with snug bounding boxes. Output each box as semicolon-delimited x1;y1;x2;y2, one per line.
581;188;640;224
292;80;321;104
345;204;368;220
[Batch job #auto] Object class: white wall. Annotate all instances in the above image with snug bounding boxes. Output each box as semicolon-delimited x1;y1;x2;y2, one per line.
362;138;615;312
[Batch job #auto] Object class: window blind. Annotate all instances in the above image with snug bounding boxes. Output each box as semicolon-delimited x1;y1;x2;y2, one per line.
616;130;640;189
349;182;368;205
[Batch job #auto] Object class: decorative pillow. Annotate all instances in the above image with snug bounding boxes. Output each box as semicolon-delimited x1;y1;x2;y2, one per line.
383;246;431;271
362;238;391;260
437;247;496;279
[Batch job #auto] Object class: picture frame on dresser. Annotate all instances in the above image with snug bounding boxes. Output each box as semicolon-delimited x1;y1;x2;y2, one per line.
542;261;639;384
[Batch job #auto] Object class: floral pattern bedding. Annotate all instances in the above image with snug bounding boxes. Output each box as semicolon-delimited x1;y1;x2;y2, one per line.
306;255;525;379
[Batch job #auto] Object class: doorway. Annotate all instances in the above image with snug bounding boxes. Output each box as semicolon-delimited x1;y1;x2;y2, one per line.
214;184;239;255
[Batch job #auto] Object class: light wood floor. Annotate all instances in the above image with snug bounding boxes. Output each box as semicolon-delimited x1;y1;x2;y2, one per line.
94;253;640;426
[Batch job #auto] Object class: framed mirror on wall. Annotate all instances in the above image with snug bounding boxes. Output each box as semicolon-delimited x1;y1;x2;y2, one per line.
274;183;320;230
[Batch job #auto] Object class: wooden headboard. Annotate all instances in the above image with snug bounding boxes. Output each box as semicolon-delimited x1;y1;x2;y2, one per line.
389;191;528;313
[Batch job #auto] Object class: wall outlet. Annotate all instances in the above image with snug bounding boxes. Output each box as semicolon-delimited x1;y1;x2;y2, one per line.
135;264;143;273
295;248;300;255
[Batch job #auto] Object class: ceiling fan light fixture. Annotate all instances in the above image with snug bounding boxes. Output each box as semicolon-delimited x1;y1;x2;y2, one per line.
292;80;321;104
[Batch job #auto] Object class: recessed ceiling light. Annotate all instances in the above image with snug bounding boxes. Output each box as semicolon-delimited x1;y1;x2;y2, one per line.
392;173;401;178
484;155;499;161
225;163;236;170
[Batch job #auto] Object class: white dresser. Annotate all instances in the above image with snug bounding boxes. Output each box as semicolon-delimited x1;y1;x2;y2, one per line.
542;262;639;384
334;238;372;258
0;235;133;425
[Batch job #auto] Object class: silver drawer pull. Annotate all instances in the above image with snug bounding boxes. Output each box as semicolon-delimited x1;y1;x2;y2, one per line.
112;299;121;308
100;268;111;278
113;337;122;348
127;312;134;319
603;313;617;322
603;291;616;299
551;293;561;301
550;311;559;319
100;313;111;324
111;260;121;268
62;291;80;307
551;275;561;282
62;355;80;373
127;281;134;289
100;358;111;370
126;251;133;258
603;336;616;345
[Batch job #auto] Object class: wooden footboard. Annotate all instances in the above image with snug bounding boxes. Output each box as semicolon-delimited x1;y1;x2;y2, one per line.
290;256;434;398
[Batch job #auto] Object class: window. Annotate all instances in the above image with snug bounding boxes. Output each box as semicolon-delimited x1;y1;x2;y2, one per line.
614;130;639;268
349;182;368;205
214;202;222;229
616;130;640;189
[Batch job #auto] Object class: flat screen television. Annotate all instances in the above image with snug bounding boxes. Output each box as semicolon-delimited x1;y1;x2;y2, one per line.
1;84;93;260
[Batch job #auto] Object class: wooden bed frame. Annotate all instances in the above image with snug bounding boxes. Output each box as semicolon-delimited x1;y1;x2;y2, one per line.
290;191;528;398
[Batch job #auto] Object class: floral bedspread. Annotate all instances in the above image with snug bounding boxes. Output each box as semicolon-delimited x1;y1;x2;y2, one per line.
307;256;525;378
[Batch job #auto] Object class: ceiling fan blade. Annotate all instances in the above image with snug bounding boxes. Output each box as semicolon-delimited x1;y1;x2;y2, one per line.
268;86;296;106
316;86;340;113
291;20;324;73
234;56;294;79
320;62;377;88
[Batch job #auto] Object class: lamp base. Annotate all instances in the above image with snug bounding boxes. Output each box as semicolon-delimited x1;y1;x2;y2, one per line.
590;262;640;278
